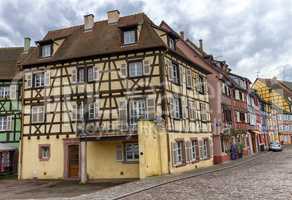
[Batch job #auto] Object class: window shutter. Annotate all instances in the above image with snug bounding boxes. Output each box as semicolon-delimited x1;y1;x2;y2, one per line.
44;70;50;86
95;99;99;119
146;98;155;120
79;102;84;120
72;68;77;83
71;102;77;121
195;140;200;161
182;98;188;119
120;64;127;78
119;100;128;130
25;72;32;88
245;113;248;123
171;142;176;166
93;67;100;81
206;139;211;158
179;66;183;84
198;140;203;160
116;144;123;161
7;116;12;131
168;62;173;82
186;69;192;88
143;60;151;75
169;97;174;118
10;85;17;100
185;141;191;163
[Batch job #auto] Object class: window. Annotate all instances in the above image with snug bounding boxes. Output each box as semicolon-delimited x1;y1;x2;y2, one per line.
31;106;44;123
173;140;184;165
171;62;180;84
168;37;175;50
39;145;50;161
88;102;98;120
0;87;10;98
33;72;45;88
128;61;143;77
129;99;146;128
125;143;139;161
200;103;208;121
171;96;181;119
73;67;99;83
41;44;52;57
186;69;192;88
123;29;136;45
196;75;205;94
223;109;232;123
191;140;198;161
199;139;208;160
78;68;85;83
188;100;196;120
0;116;11;131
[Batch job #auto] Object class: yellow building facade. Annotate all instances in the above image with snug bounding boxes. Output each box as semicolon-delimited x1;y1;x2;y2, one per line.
19;11;213;181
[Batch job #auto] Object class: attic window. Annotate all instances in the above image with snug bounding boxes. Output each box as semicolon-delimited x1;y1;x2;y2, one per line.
41;44;52;58
168;37;175;50
123;28;137;45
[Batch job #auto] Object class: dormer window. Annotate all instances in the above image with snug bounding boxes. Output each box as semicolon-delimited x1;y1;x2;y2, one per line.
41;44;52;57
123;28;137;45
168;37;175;50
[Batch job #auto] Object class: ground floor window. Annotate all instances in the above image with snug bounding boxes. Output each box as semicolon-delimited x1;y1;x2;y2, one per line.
39;144;50;161
199;139;208;160
125;143;139;161
191;140;198;161
173;140;184;165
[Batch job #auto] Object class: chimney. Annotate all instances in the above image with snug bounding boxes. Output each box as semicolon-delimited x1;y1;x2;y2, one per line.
84;14;94;31
24;37;31;54
180;31;185;40
199;39;203;51
107;10;120;24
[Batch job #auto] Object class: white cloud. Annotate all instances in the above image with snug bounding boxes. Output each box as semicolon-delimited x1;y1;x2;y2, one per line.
0;0;291;82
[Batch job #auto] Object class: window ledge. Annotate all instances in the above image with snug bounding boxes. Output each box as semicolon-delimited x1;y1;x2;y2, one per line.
123;160;139;164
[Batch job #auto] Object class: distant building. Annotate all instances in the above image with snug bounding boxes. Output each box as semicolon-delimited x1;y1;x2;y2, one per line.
0;47;23;174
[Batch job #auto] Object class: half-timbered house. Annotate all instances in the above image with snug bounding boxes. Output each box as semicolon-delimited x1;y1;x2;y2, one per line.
0;47;23;174
19;11;213;181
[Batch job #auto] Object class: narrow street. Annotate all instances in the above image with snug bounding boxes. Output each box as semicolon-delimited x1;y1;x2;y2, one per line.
121;146;292;200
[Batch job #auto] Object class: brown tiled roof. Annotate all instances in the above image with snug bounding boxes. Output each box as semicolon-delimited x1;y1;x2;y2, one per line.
0;47;23;80
22;13;166;66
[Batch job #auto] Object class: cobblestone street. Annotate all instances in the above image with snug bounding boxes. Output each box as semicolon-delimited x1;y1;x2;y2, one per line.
75;145;292;200
121;146;292;200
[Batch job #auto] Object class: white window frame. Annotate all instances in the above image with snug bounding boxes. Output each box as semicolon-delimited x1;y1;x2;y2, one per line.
128;61;143;77
33;72;45;88
168;37;175;50
125;143;139;161
0;116;11;131
172;96;181;119
171;62;179;84
173;141;183;165
123;30;136;45
191;140;198;161
41;44;52;57
31;106;45;123
199;140;208;160
0;87;10;98
129;99;146;128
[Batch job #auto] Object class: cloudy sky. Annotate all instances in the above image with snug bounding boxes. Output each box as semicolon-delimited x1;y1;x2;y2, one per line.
0;0;291;81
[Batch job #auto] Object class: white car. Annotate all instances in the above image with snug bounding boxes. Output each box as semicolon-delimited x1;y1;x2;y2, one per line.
269;142;282;152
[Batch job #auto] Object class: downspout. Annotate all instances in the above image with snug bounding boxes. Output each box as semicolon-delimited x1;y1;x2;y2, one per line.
19;71;24;179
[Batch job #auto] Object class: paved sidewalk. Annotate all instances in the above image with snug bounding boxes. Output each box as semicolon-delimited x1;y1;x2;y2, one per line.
67;152;267;200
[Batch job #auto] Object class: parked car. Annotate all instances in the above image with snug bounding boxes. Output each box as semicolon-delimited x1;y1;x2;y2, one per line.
269;142;282;152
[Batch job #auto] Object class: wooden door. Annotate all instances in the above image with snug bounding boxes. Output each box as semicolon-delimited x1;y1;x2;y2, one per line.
68;145;79;178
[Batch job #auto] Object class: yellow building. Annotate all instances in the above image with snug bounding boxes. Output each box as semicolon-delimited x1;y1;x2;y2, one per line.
19;11;213;182
252;78;292;143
